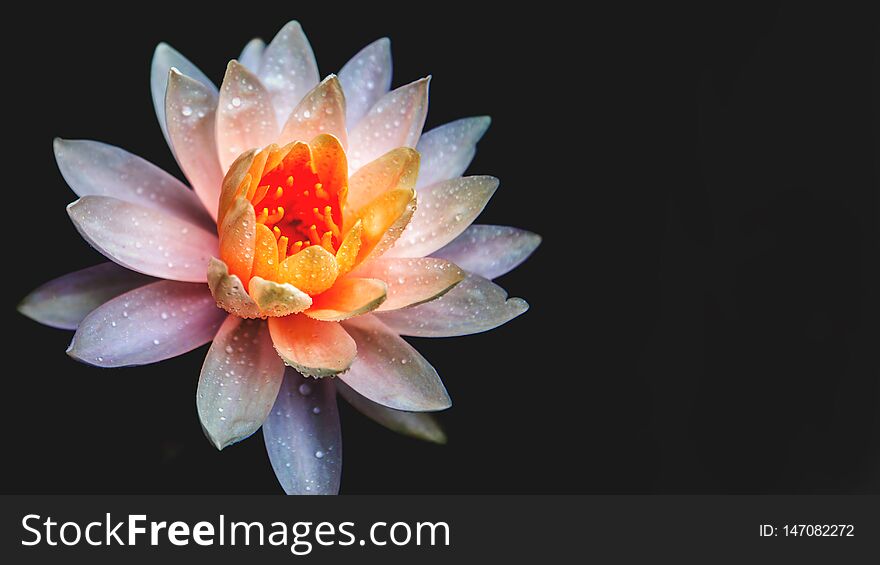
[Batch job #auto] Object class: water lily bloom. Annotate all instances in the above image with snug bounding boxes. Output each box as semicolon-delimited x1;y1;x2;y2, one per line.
19;21;539;494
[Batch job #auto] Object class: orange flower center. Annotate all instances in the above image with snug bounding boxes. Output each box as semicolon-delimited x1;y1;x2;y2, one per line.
212;134;418;317
255;163;343;258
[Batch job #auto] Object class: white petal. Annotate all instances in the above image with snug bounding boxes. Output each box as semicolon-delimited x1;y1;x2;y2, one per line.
67;280;225;367
385;176;498;258
350;257;464;311
54;139;214;231
216;61;279;171
67;196;218;283
347;78;430;172
165;69;224;219
278;75;347;147
18;262;154;330
197;316;285;450
151;43;217;148
336;379;446;444
239;38;265;73
338;38;392;129
432;225;541;280
258;21;320;126
263;369;341;495
416;116;491;189
340;315;451;411
375;274;528;337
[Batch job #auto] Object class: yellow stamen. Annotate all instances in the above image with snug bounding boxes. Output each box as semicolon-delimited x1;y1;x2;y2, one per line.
291;240;304;253
308;225;321;246
256;208;269;224
272;226;281;240
321;231;334;252
286;176;294;187
265;206;285;225
314;182;328;199
323;206;340;239
277;236;289;261
274;186;284;200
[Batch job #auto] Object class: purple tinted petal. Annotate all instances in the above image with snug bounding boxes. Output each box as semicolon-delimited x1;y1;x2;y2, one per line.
431;225;541;280
19;262;155;330
67;280;225;367
263;369;341;495
375;274;528;337
415;116;491;189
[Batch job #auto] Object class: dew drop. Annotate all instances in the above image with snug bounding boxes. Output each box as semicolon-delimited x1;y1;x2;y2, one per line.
315;450;324;459
298;383;312;396
181;105;193;117
231;97;242;107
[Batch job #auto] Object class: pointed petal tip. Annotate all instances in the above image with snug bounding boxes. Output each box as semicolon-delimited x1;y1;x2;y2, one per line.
280;20;304;32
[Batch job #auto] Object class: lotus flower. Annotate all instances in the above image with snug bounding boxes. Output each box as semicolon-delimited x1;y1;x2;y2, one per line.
18;21;539;494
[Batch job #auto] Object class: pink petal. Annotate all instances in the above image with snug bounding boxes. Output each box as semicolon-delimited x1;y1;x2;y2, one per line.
165;69;224;219
18;262;154;330
347;77;430;172
67;196;218;283
338;38;392;129
151;43;216;149
258;21;320;126
385;176;498;258
239;38;266;73
350;257;464;311
416;116;491;189
375;274;528;337
216;61;279;172
67;280;225;367
432;225;541;280
54;139;214;231
197;316;285;450
263;369;341;495
279;75;347;147
336;379;446;444
340;315;451;411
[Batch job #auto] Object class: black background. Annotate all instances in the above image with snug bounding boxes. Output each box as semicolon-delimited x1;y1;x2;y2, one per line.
4;2;878;494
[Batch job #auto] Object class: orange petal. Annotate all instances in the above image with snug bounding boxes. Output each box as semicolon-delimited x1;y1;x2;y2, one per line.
335;219;363;276
251;223;280;280
346;147;419;213
351;257;464;310
219;197;257;282
218;149;258;226
354;188;417;264
275;140;312;172
268;315;356;377
207;257;262;318
310;133;348;205
305;277;387;321
244;146;271;198
276;245;339;296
